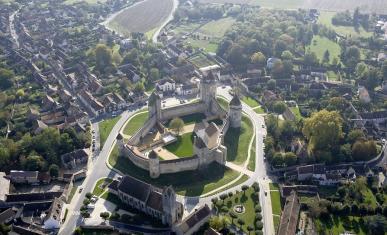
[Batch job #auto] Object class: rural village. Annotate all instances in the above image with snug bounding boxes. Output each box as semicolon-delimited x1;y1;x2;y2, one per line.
0;0;386;235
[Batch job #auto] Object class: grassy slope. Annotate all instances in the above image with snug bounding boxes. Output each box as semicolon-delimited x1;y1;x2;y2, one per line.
316;216;366;235
198;17;236;37
270;190;281;215
318;11;373;38
224;115;254;165
92;178;113;196
99;116;121;147
307;35;341;64
108;144;240;196
242;96;260;108
165;132;194;157
247;137;256;171
123;111;148;136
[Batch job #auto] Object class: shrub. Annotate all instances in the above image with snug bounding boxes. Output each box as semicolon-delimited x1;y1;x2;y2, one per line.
85;192;93;199
221;206;229;213
255;213;262;221
252;182;260;192
255;205;262;213
255;221;263;230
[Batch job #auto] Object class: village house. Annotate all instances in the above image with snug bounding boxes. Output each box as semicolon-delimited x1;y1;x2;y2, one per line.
277;191;300;235
61;149;89;169
155;78;176;93
9;170;39;184
0;172;10;202
175;205;212;235
176;83;199;96
78;90;104;116
43;197;63;230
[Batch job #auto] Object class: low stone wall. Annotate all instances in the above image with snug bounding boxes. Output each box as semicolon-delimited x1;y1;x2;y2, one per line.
160;102;206;121
159;156;199;174
123;145;149;171
129;117;156;145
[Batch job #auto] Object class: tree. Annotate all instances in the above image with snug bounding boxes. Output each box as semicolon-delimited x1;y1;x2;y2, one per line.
229;211;237;224
364;215;387;235
134;82;145;93
255;221;263;230
343;46;361;70
355;62;369;80
351;140;377;161
149;68;160;81
0;68;14;90
281;50;294;60
284;152;297;166
273;101;287;126
94;44;113;73
85;192;93;199
16;89;25;99
112;50;122;65
241;185;249;195
302;110;343;152
219;194;228;204
23;155;46;171
247;225;254;234
49;164;59;178
250;52;266;67
347;129;365;144
237;218;245;229
209;216;226;231
323;50;330;64
80;210;90;219
304;51;319;67
169;117;184;135
100;212;110;222
83;198;90;206
267;79;276;90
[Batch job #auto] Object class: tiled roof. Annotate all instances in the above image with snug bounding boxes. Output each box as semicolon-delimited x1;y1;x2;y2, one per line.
117;175;150;202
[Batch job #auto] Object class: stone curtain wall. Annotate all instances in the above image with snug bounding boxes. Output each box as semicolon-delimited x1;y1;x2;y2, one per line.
128;116;157;145
160;102;206;121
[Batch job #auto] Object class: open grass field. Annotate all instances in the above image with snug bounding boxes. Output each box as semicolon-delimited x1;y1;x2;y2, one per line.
99;115;121;147
185;38;219;53
224;115;254;165
307;35;341;64
165;132;194;157
123;111;148;136
198;0;387;14
290;106;302;120
215;187;261;233
242;96;260;108
198;17;236;38
107;0;174;36
270;190;281;216
108;144;240;196
318;11;373;38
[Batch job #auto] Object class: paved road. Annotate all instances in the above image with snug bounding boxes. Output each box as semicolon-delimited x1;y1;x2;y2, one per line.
179;86;274;235
59;110;136;235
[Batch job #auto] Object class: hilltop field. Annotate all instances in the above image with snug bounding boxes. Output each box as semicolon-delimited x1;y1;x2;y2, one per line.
198;0;387;14
107;0;174;36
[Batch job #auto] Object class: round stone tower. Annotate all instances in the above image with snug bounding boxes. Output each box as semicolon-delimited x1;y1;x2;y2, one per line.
148;150;160;179
229;94;242;128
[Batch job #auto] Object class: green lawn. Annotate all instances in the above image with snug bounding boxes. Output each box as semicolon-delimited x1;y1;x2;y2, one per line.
269;183;280;191
362;188;378;208
290;106;302;120
172;22;201;37
242;96;260;108
99;115;121;148
188;53;216;68
307;35;341;64
327;70;340;81
165;132;194;158
185;38;218;53
216;97;229;110
206;174;249;196
123;111;148;136
224;115;254;165
273;215;280;233
108;144;240;196
253;106;265;114
270;190;281;216
68;186;78;203
215;187;261;233
315;215;367;235
247;137;256;171
92;178;113;197
174;113;206;125
198;17;236;37
318;11;373;38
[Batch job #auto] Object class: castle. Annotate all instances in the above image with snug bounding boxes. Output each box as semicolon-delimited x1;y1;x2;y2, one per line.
117;71;242;178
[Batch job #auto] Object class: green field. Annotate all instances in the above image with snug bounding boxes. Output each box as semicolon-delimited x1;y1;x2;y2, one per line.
172;22;201;36
206;174;249;196
242;96;260;108
269;183;280;191
93;178;113;196
175;113;206;125
185;38;219;53
270;190;281;216
99;115;121;147
123;111;148;136
290;106;302;120
224;115;254;165
165;132;194;157
108;144;240;196
318;11;373;38
198;17;236;37
247;137;256;171
215;187;261;233
307;35;341;64
253;106;265;114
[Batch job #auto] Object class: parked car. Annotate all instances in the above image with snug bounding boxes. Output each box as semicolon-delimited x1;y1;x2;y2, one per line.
79;187;83;193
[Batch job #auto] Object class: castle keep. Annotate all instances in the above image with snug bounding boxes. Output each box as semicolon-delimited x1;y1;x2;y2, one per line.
117;71;242;178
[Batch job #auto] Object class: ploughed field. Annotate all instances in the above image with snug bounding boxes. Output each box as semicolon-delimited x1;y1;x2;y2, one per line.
198;0;387;14
108;0;174;35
